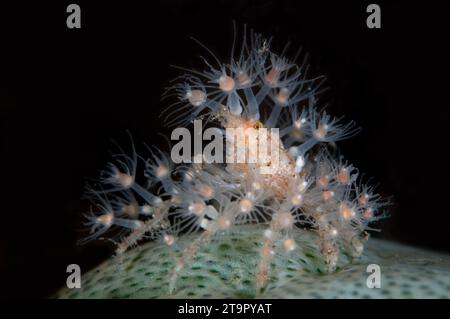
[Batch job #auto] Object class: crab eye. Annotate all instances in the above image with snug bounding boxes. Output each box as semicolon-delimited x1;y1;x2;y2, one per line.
253;121;264;129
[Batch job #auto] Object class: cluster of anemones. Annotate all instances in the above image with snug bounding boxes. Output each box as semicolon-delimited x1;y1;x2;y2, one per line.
81;27;388;294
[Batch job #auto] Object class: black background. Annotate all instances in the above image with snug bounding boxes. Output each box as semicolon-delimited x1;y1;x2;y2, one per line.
0;0;449;298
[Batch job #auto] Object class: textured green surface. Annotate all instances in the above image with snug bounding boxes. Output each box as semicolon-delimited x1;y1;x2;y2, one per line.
57;226;450;299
